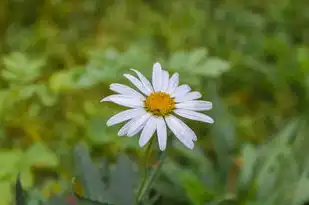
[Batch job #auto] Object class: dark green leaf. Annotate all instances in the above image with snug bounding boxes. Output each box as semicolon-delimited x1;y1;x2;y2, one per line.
207;81;235;176
73;144;111;204
74;194;113;205
15;174;26;205
45;196;69;205
109;155;138;205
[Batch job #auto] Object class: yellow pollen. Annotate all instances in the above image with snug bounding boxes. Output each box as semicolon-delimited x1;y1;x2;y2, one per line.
144;92;175;116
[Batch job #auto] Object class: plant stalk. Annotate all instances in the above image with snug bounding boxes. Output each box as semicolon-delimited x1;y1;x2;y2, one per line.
136;149;167;204
135;139;154;204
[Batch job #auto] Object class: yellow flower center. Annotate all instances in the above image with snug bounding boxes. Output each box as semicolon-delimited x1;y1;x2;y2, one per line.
144;92;175;116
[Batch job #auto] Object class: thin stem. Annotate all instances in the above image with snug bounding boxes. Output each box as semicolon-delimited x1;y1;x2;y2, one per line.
136;148;168;204
135;139;154;204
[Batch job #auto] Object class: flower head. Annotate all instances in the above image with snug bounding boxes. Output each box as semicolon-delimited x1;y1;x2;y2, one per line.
101;62;214;150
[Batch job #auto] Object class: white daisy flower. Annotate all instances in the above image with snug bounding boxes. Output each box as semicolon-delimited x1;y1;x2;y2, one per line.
100;62;214;151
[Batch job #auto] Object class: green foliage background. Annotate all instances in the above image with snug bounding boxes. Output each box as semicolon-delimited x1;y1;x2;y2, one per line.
1;0;309;204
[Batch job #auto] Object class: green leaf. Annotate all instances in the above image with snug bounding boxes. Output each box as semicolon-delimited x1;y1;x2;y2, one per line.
255;150;280;200
254;119;300;201
187;48;209;67
87;117;116;144
174;142;217;188
0;181;13;205
207;82;235;175
0;149;23;178
118;136;140;149
291;161;309;205
195;57;230;78
2;52;45;83
49;70;75;92
109;155;138;205
115;45;152;69
19;168;34;189
180;171;210;205
168;51;190;69
35;85;57;106
238;144;257;188
270;118;300;147
292;178;309;205
15;174;27;205
25;189;45;205
73;144;111;204
45;196;70;205
210;193;238;205
168;48;230;78
75;195;112;205
161;160;207;202
154;181;184;201
24;142;59;168
296;46;309;74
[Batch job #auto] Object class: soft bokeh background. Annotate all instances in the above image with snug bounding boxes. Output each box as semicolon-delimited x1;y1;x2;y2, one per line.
1;0;309;205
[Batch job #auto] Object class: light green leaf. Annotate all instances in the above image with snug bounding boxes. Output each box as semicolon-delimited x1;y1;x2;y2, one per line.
174;142;217;188
2;52;45;83
187;48;209;67
119;136;140;149
180;171;210;205
208;82;235;174
0;181;13;205
293;178;309;205
19;168;34;189
238;143;257;188
35;85;57;106
49;70;75;92
0;149;23;178
270;118;300;147
292;161;309;205
255;119;300;201
255;154;279;200
196;57;230;77
87;117;116;144
168;51;189;69
24;142;59;168
168;48;230;78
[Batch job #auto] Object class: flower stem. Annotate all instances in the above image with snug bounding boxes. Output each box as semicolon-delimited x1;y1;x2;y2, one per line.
136;148;168;204
135;139;154;204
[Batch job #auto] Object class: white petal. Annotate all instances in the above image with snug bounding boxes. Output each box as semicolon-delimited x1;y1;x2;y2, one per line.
171;84;191;98
165;115;194;149
174;109;214;124
106;108;146;127
127;113;152;136
118;116;143;136
118;119;135;136
176;100;212;111
166;73;179;94
152;62;162;92
131;69;154;94
175;91;202;102
157;117;167;151
124;74;150;95
161;71;170;92
100;94;143;108
168;115;197;141
139;116;157;147
110;83;144;98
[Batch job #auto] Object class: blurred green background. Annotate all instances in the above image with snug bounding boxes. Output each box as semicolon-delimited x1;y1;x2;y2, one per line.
1;0;309;204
